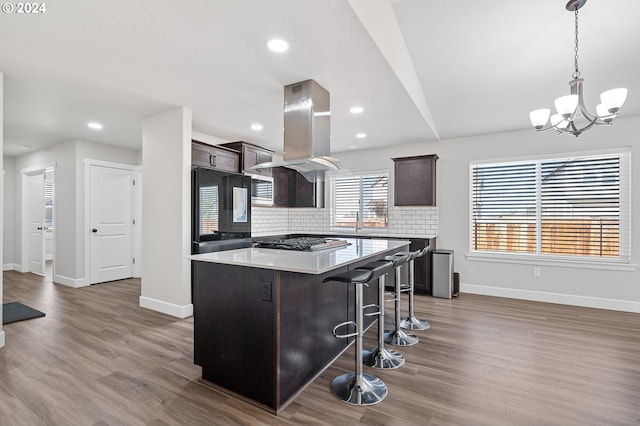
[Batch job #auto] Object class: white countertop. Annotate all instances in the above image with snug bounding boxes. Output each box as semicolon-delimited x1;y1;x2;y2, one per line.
252;230;438;239
190;238;410;274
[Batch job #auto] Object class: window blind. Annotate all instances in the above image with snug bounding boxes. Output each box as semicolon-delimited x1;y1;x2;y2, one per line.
334;174;388;228
471;151;629;262
472;162;537;253
44;180;54;228
199;185;219;234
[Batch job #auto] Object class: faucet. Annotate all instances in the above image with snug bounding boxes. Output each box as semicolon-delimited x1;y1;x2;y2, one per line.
355;211;362;232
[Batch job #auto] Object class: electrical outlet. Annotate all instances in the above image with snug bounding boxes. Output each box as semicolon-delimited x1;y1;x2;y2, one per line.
533;267;541;277
261;281;272;302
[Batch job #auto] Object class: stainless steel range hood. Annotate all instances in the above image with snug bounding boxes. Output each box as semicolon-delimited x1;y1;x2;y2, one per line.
250;79;339;179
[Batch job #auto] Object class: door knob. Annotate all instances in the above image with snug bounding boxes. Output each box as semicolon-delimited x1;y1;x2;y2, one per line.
37;227;43;230
92;228;98;233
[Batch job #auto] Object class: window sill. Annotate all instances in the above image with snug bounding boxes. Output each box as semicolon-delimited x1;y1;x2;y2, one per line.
466;252;637;272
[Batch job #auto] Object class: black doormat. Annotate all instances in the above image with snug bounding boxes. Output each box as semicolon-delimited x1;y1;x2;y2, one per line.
2;302;46;325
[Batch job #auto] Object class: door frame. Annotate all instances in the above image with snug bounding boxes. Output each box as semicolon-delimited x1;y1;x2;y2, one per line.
20;162;57;275
84;159;142;284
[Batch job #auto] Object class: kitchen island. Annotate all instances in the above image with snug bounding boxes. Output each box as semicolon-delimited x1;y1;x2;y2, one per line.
190;238;409;413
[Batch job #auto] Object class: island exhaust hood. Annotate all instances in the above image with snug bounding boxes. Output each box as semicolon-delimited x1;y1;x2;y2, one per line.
250;79;339;178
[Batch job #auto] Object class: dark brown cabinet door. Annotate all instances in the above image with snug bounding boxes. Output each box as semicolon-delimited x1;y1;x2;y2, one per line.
209;146;240;172
272;168;323;207
192;142;214;168
293;173;317;207
192;140;239;173
273;167;291;207
220;141;273;176
393;154;438;206
409;237;436;294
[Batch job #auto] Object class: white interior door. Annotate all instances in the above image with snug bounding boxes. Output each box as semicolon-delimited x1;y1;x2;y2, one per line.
28;173;45;276
90;165;134;284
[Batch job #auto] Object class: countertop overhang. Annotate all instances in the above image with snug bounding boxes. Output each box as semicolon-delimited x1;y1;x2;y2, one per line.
190;237;409;274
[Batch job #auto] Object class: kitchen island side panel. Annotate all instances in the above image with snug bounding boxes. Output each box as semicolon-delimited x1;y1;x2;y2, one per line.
193;261;278;408
277;266;352;406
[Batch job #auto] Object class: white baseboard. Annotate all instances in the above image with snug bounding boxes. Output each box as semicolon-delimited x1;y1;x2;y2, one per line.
2;263;20;271
0;330;5;348
53;274;89;288
139;296;193;319
461;283;640;313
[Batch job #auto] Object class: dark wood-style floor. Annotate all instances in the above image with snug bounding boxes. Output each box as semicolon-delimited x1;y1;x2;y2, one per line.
1;268;639;425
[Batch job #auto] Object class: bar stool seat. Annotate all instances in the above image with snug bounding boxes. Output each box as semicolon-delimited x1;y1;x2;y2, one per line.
356;256;408;369
389;247;431;331
323;260;394;406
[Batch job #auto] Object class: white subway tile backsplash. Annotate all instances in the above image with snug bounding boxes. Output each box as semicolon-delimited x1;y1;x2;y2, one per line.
252;205;438;238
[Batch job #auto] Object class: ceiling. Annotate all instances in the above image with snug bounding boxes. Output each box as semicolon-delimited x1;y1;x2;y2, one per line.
2;0;639;158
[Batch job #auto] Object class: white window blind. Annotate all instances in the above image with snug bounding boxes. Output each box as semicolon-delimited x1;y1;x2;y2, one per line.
471;150;630;262
199;185;219;234
44;179;54;228
334;173;388;228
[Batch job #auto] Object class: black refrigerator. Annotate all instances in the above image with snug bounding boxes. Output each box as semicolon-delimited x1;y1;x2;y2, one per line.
192;167;252;254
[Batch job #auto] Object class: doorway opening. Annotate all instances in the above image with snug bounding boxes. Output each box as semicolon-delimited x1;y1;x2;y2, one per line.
21;163;56;281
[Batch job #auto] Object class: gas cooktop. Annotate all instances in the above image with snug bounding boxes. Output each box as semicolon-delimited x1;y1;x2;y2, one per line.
254;237;349;252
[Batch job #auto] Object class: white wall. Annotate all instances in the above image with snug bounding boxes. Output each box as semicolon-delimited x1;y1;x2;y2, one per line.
1;71;5;346
333;115;640;312
12;139;138;286
74;140;139;280
140;107;193;318
191;130;229;146
3;156;15;270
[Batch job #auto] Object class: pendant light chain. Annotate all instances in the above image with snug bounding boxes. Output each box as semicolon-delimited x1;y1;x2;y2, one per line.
573;8;580;78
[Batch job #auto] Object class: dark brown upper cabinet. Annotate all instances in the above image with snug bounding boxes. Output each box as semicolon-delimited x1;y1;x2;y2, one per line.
192;140;240;173
221;141;273;177
392;154;438;206
273;167;324;208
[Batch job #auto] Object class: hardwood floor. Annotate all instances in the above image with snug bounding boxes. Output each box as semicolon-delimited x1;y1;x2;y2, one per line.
1;269;639;425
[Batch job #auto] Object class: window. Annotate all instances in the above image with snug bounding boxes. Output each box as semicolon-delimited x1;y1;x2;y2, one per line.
333;173;388;228
470;150;630;263
44;179;54;229
199;185;219;234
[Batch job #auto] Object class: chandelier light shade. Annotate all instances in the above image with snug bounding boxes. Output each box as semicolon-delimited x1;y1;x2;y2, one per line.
529;0;628;137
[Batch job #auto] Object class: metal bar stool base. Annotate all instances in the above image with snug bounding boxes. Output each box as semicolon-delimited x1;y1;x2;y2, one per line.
400;316;431;331
364;347;405;369
384;329;419;346
330;372;388;405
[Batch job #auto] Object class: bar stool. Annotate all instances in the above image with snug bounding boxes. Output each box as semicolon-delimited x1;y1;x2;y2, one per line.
391;247;431;331
384;253;419;346
355;255;409;369
323;260;394;406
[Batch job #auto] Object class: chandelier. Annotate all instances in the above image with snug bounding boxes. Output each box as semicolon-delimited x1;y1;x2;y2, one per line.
529;0;628;137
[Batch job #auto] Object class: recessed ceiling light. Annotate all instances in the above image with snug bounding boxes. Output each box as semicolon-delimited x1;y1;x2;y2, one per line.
20;144;32;150
349;145;358;149
349;106;364;114
267;39;289;53
87;122;103;130
356;132;367;138
251;123;263;131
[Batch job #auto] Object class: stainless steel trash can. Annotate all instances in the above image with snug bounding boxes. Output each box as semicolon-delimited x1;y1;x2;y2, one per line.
431;250;454;298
